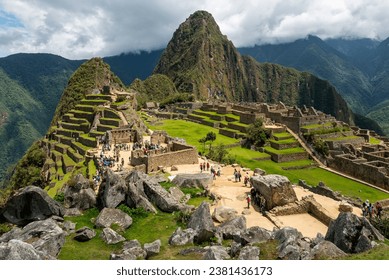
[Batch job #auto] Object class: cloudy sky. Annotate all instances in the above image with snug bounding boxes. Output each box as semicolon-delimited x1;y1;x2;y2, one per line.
0;0;388;59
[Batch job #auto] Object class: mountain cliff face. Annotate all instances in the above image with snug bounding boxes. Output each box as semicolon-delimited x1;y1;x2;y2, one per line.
154;11;354;124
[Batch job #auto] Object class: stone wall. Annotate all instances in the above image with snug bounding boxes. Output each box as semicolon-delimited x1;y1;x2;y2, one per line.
328;155;389;191
270;141;299;150
111;128;137;144
147;147;198;173
265;150;308;163
269;195;333;226
151;131;168;145
219;128;236;138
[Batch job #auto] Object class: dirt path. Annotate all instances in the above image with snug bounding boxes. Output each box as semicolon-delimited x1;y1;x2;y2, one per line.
168;160;363;237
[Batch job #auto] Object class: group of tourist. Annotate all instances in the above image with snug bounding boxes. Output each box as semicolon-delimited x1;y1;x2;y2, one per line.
362;200;383;219
247;187;266;215
199;161;210;172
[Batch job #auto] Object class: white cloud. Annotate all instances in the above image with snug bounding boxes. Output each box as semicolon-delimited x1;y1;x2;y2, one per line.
0;0;388;59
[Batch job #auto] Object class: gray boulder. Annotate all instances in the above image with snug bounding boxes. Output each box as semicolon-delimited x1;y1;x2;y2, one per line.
212;206;238;223
1;186;64;226
218;216;246;240
203;246;230;260
0;239;54;260
325;212;384;253
235;226;272;245
274;227;311;260
250;175;297;210
229;240;242;258
309;240;347;259
169;187;190;204
169;227;196;246
97;169;127;209
0;218;65;258
64;208;82;217
111;240;147;260
254;168;266;176
62;220;76;234
95;208;132;229
100;228;125;244
126;170;185;213
63;174;96;210
338;201;353;213
187;202;216;243
144;239;161;258
238;245;260;260
74;226;96;242
171;173;213;189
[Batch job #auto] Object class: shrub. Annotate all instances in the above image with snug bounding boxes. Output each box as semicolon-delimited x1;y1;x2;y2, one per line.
117;205;149;221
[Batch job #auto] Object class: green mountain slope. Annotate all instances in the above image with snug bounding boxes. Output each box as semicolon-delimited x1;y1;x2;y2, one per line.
0;54;82;186
154;11;354;125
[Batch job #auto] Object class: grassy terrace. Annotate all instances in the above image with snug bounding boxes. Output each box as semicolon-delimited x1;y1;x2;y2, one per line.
193;109;240;121
269;138;297;144
264;146;306;155
145;118;389;202
301;122;333;129
325;135;361;141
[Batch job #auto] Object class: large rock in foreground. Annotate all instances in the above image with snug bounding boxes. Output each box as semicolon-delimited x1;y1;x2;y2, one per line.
325;212;384;253
0;218;65;258
0;186;64;226
63;174;96;210
0;239;54;260
250;175;297;210
171;173;213;189
95;208;132;229
187;202;216;243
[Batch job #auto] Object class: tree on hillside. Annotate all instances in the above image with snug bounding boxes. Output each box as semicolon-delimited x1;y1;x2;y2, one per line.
246;119;269;149
205;131;216;149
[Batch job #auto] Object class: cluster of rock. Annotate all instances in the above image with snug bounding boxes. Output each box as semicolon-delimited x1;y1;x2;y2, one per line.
167;201;384;260
0;171;385;260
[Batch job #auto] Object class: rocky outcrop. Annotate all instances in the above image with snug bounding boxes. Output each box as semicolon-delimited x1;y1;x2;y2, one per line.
169;187;190;204
144;239;161;258
74;226;96;242
309;240;347;259
235;226;272;246
97;169;128;209
212;206;238;223
273;227;311;260
325;212;384;253
218;216;246;240
0;218;65;258
63;174;96;210
187;202;216;243
238;245;260;260
100;228;125;245
169;227;196;246
203;246;230;260
0;239;54;260
0;186;64;226
250;175;297;210
125;170;187;213
94;208;132;230
171;173;213;189
110;239;147;260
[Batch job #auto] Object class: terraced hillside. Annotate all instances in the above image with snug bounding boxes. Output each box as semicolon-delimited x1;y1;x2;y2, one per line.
7;57;136;198
42;93;125;196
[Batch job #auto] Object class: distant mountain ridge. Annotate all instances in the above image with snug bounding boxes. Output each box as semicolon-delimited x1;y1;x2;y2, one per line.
1;11;388;186
239;35;389;134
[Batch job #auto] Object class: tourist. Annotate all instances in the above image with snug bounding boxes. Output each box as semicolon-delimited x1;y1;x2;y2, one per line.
244;172;249;187
217;167;221;176
362;200;368;217
206;162;210;171
375;201;383;219
368;202;374;219
200;163;203;172
260;196;266;215
238;170;242;182
234;168;238;182
246;194;251;209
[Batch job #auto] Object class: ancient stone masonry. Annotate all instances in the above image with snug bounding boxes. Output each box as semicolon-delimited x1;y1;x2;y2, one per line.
324;141;389;191
130;141;198;173
111;127;141;144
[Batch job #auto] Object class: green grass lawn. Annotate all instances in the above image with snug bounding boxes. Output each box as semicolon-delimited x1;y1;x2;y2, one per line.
264;146;306;155
146;118;389;202
146;119;239;152
301;122;333;129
